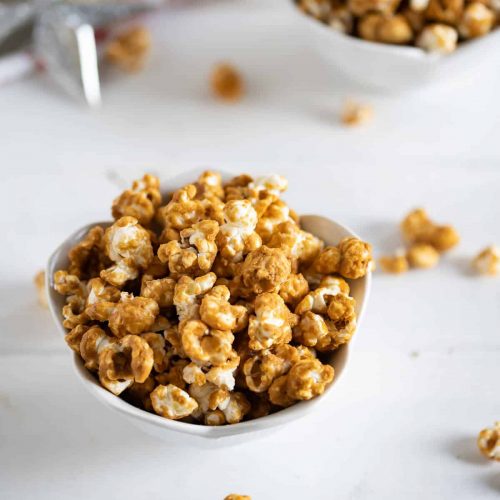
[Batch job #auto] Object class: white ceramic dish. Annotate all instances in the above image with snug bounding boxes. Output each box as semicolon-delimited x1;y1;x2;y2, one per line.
46;170;371;446
288;0;500;92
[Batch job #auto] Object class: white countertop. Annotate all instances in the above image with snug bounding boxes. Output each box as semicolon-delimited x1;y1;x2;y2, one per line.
1;1;499;499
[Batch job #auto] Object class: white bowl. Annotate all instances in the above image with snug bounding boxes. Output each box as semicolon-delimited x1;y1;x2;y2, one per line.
288;0;500;92
46;171;371;446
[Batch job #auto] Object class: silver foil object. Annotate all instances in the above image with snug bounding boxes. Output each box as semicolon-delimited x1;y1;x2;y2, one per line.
0;0;162;105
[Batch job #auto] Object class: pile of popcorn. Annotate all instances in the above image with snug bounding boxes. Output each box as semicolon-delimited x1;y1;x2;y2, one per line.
379;208;460;273
298;0;500;54
53;171;373;425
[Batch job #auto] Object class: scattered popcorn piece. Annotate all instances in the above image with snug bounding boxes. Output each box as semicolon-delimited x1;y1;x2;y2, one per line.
341;100;374;127
407;243;440;268
379;251;410;273
210;63;244;102
417;23;458;54
477;422;500;461
459;2;495;38
34;270;48;308
401;208;459;252
150;384;198;420
224;494;251;500
105;26;151;72
472;245;500;275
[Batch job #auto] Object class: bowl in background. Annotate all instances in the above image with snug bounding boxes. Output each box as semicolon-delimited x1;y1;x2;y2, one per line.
288;0;500;92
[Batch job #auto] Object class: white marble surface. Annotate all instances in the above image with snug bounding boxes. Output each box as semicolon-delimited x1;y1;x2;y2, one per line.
1;1;500;499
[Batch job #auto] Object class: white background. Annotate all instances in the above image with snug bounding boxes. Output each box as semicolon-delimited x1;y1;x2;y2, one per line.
1;1;499;499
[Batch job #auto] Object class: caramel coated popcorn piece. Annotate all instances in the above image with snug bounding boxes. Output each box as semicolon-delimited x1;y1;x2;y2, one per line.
196;170;225;200
459;2;495;38
34;270;48;308
268;221;323;270
180;319;235;367
348;0;400;16
295;276;350;315
299;0;333;19
101;216;153;287
379;251;410;274
401;208;459;252
425;0;463;25
359;14;414;44
158;219;219;276
140;275;175;308
407;243;440;268
141;332;169;373
158;184;205;242
477;421;500;461
112;174;161;226
105;26;151;72
285;359;334;401
341;100;374;127
80;326;114;371
150;384;198;420
217;200;261;263
224;494;251;500
240;246;291;295
99;335;154;395
243;350;288;393
108;293;159;337
67;226;105;279
210;63;244;102
313;238;373;279
472;245;500;275
417;23;458;54
199;285;248;331
248;293;298;350
279;273;310;308
173;272;217;322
